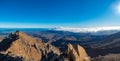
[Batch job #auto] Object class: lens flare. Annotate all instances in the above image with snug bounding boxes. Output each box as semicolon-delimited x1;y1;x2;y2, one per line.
114;2;120;14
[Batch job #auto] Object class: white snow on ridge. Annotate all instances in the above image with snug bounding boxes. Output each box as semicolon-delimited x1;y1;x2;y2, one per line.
52;26;120;33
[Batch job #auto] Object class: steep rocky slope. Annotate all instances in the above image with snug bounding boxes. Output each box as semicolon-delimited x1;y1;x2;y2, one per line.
67;44;90;61
0;37;3;41
0;31;90;61
0;31;60;61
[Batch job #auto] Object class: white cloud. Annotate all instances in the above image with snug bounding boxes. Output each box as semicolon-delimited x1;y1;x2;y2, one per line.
52;26;120;33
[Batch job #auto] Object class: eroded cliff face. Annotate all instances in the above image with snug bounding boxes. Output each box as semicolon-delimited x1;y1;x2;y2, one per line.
0;37;3;42
0;31;90;61
0;31;60;61
67;44;90;61
0;31;45;61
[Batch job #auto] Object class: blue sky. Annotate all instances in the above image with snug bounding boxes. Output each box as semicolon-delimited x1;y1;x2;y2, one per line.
0;0;120;28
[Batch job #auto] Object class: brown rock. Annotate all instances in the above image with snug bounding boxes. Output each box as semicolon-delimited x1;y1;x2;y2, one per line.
0;31;45;61
67;44;90;61
41;43;61;61
0;31;62;61
0;31;90;61
0;37;3;42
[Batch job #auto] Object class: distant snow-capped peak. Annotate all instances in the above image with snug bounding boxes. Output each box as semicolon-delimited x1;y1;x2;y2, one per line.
51;26;120;33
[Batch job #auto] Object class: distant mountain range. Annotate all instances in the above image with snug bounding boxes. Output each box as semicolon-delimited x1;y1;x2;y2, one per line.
0;26;120;36
94;32;120;48
87;31;120;57
0;28;120;60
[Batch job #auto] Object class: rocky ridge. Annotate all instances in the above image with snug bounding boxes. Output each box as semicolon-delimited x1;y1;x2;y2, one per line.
0;31;90;61
67;44;90;61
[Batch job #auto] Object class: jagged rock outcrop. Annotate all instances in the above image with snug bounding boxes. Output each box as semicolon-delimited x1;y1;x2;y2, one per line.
0;31;90;61
0;31;45;61
0;31;61;61
0;37;3;42
41;43;62;61
67;44;90;61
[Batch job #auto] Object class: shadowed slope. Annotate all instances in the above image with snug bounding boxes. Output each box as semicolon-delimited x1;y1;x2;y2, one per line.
0;53;23;61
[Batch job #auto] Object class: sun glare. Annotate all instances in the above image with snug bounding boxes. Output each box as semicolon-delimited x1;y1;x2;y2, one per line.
114;2;120;14
116;3;120;14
